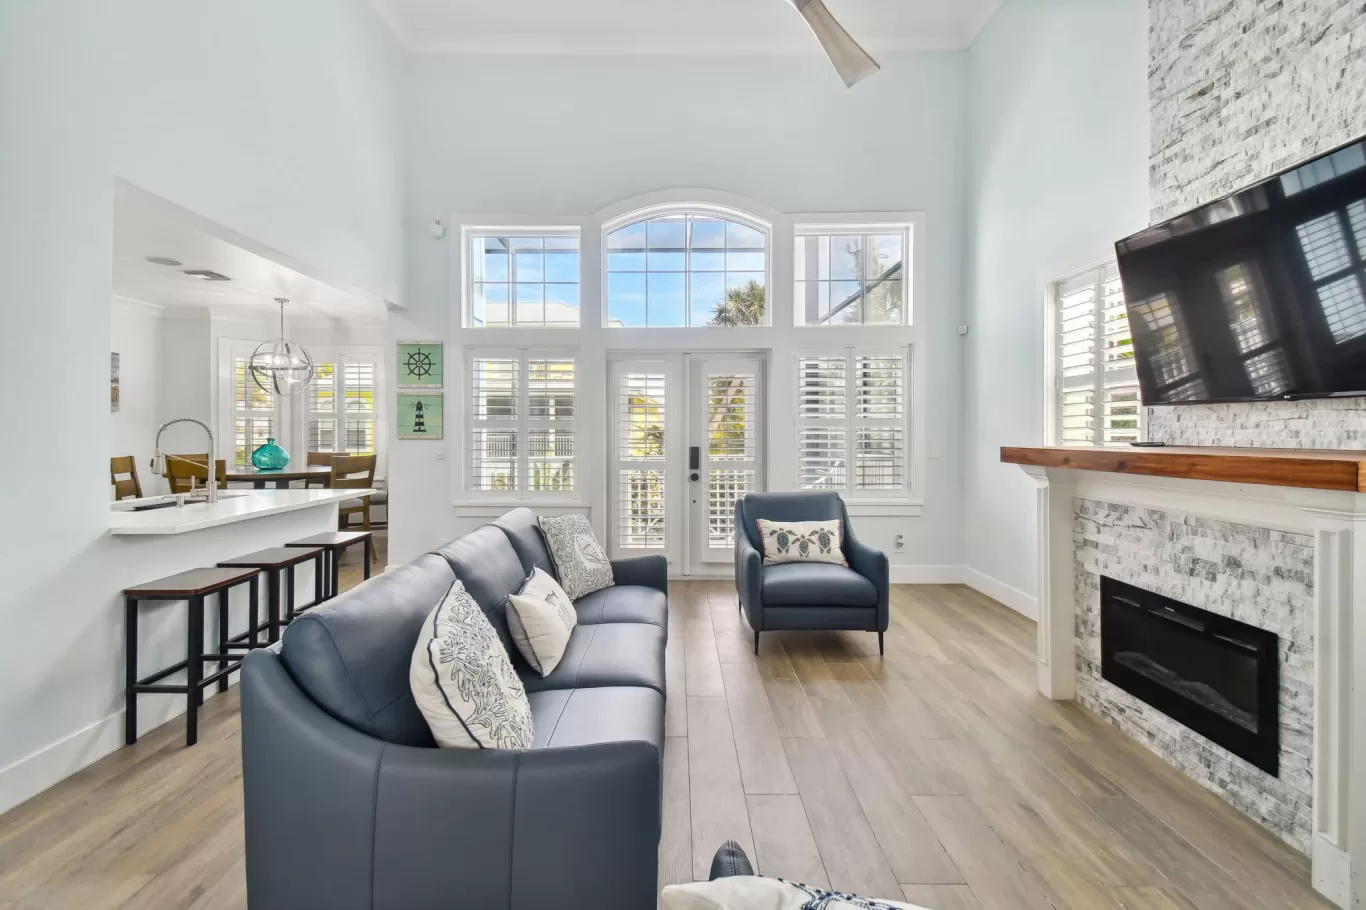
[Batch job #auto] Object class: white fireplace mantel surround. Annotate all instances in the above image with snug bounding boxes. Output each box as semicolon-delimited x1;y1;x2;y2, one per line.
1017;463;1362;909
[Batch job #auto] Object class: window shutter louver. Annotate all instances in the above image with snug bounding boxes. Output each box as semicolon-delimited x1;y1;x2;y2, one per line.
233;356;274;467
467;351;578;498
797;349;908;497
470;357;520;492
1053;263;1140;446
706;371;758;546
616;370;667;548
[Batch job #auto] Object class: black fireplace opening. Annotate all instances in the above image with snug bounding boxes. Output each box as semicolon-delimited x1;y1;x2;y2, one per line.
1100;576;1280;776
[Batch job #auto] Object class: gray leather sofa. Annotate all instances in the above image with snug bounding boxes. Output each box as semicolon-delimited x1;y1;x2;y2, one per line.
240;507;668;910
734;491;889;654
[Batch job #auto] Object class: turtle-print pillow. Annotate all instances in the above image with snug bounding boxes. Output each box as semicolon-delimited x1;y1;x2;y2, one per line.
757;519;848;567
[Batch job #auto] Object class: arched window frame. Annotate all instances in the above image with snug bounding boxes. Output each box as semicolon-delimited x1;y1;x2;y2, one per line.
600;202;774;329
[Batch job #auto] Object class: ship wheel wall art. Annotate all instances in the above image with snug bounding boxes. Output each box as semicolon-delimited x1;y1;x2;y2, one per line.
396;341;444;389
396;340;443;439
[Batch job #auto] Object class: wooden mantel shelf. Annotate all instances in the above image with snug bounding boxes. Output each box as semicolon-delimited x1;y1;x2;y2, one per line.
1000;445;1366;493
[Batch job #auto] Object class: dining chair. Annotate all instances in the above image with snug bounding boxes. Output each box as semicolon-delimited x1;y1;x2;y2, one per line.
110;456;143;501
306;451;336;488
330;454;377;529
166;457;228;494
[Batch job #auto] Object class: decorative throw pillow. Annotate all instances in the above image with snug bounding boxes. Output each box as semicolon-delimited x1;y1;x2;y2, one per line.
538;513;615;600
757;518;848;566
661;877;920;910
506;567;578;676
410;579;533;750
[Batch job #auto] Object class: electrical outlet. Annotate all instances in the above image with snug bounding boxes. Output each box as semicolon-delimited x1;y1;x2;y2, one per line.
894;533;905;551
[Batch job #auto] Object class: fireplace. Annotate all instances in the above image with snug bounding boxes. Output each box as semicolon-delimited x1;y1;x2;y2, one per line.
1100;576;1280;776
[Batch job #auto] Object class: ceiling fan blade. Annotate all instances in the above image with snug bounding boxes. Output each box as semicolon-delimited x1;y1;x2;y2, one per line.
788;0;880;88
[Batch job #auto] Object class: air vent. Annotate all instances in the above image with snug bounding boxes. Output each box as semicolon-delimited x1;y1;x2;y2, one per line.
182;269;231;281
145;256;183;267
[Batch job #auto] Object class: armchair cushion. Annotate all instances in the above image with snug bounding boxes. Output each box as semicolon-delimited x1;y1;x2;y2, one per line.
761;563;878;607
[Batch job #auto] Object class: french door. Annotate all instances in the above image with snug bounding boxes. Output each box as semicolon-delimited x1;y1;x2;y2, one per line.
609;353;765;575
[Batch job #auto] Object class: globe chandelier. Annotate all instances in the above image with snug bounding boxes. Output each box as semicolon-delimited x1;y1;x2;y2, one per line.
249;297;315;397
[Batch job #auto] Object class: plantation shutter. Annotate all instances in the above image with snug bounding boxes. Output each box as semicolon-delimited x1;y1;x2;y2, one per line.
796;355;848;492
616;366;668;549
1054;263;1139;446
527;358;576;493
342;360;377;454
854;353;906;491
233;355;275;467
308;363;338;452
470;356;520;492
797;348;909;497
704;368;759;549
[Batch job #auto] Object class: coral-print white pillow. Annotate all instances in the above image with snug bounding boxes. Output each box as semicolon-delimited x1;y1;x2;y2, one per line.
538;513;615;600
410;579;533;750
757;519;848;566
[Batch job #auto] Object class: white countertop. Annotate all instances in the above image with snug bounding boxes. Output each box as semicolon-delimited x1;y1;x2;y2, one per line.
110;488;376;536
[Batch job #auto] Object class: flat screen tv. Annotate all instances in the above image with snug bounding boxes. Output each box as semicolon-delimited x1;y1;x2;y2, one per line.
1115;135;1366;405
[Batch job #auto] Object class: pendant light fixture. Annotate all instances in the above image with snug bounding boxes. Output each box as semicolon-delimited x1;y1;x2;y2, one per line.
785;0;880;88
249;297;315;397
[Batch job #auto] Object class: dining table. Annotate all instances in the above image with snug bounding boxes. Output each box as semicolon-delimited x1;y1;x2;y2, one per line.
224;465;334;490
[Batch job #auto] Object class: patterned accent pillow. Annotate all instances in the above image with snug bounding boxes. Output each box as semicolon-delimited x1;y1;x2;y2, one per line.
757;519;848;566
506;568;578;676
410;579;533;750
661;877;917;910
538;513;615;600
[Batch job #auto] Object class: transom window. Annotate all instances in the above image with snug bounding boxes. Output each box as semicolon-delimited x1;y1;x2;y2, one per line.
605;212;768;327
468;232;580;327
795;225;910;325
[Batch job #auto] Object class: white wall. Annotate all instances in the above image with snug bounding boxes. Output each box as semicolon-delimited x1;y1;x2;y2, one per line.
391;51;969;576
110;297;165;495
961;0;1150;614
0;0;403;813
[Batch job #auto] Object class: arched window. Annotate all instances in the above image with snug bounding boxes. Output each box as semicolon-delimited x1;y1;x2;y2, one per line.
605;209;768;327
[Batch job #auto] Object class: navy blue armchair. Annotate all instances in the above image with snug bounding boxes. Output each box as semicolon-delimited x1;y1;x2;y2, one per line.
734;491;890;655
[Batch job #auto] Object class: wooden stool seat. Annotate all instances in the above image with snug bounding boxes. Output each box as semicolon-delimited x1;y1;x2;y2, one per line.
219;546;327;640
285;531;373;600
125;566;262;748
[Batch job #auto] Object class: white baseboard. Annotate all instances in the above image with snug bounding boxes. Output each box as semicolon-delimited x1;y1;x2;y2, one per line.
1312;834;1350;908
961;567;1038;620
0;682;235;817
889;565;963;584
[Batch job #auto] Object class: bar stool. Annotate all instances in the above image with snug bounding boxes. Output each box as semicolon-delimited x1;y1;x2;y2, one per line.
285;530;373;600
218;546;327;643
124;567;260;747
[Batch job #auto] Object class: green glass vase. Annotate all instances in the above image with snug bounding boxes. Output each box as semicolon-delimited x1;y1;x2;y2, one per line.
250;437;290;470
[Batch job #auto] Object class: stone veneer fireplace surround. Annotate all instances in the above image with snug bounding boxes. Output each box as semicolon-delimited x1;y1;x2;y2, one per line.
1005;450;1363;909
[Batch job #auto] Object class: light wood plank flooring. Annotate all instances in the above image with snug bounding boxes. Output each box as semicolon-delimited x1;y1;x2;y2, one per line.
0;575;1331;909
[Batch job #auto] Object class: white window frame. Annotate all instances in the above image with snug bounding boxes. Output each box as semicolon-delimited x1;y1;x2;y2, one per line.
460;225;583;329
464;347;579;501
794;344;914;502
793;221;914;327
1044;260;1142;447
600;202;773;328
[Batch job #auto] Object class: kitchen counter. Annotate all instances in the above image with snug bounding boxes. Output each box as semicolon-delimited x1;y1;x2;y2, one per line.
110;488;376;536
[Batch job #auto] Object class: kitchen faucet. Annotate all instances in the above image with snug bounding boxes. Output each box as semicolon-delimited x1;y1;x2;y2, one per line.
151;418;219;504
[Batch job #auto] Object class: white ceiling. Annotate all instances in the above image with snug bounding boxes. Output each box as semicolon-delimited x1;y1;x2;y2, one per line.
371;0;1003;55
113;183;385;324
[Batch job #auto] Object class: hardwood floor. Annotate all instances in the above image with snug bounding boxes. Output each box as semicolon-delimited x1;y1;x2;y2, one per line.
0;576;1331;909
